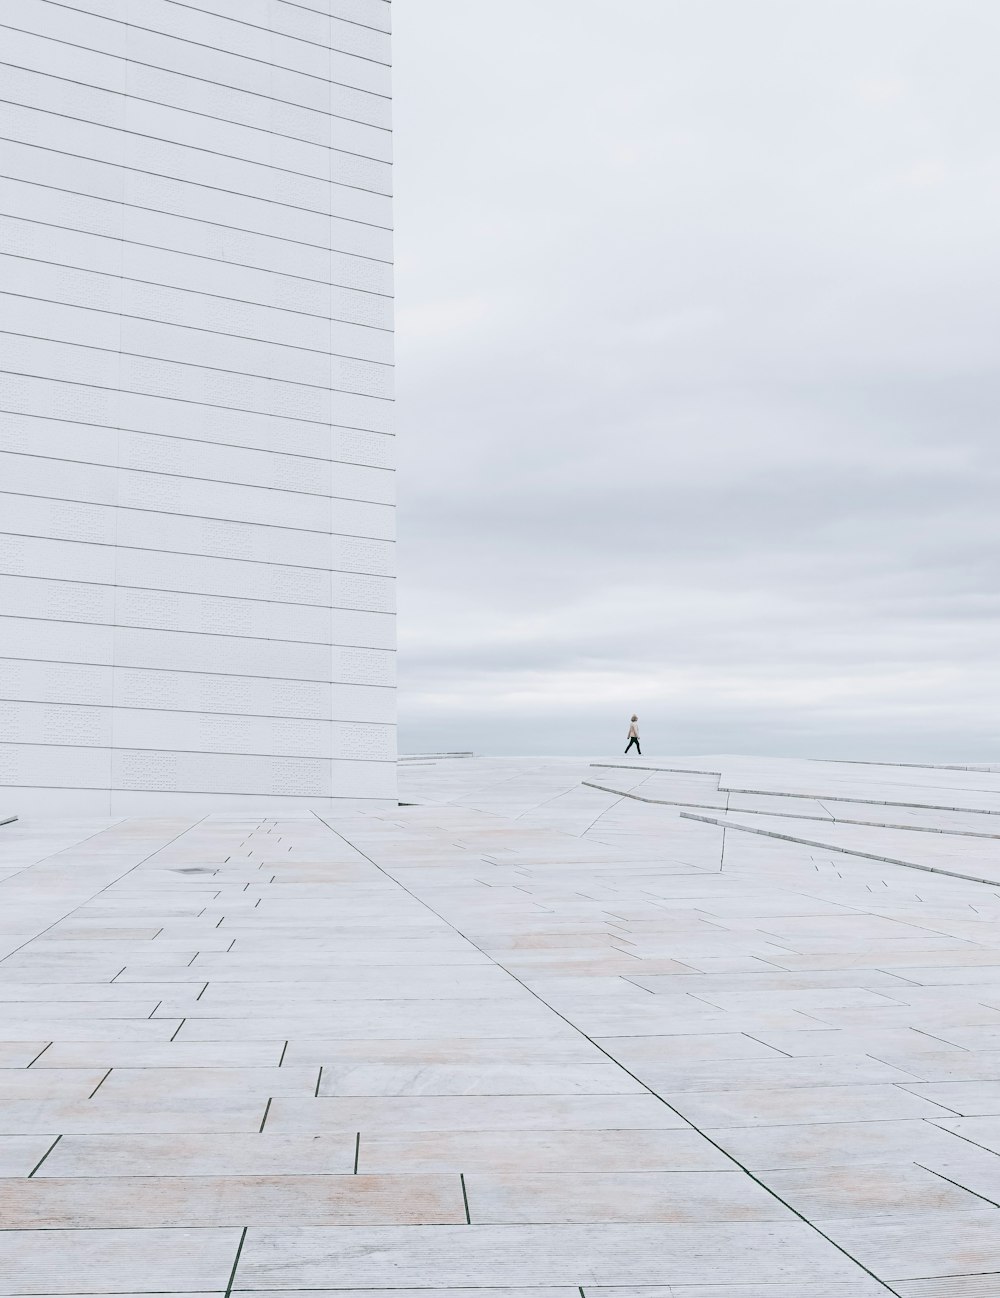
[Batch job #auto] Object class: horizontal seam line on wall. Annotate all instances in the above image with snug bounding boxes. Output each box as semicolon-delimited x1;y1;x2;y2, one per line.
0;93;393;188
32;2;394;85
0;60;394;156
0;653;394;688
0;289;393;356
0;701;397;726
0;784;394;796
0;329;395;386
153;0;392;62
0;740;395;760
0;251;393;316
0;706;395;731
0;488;395;536
0;178;394;261
0;24;392;130
0;526;395;575
171;0;389;45
0;407;394;465
0;134;395;219
0;571;394;615
276;0;391;38
0;369;395;431
0;611;397;650
0;247;392;316
0;649;393;678
0;448;394;495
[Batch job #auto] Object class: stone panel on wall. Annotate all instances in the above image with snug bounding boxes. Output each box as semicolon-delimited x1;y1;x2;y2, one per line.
0;0;396;812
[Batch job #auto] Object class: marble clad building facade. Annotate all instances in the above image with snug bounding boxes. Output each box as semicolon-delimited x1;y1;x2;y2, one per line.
0;0;397;812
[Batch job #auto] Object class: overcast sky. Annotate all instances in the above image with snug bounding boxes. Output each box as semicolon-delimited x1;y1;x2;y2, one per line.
391;1;1000;760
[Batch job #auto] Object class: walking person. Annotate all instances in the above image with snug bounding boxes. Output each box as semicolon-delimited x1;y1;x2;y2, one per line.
624;715;641;756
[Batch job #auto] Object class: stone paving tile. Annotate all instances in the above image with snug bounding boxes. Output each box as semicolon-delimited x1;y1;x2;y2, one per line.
159;969;519;1008
0;1041;48;1066
0;1018;182;1042
706;1117;977;1169
915;1143;1000;1206
931;1116;1000;1154
0;1134;59;1176
894;1279;1000;1297
233;1222;870;1287
0;1226;241;1293
315;1061;644;1095
40;1133;357;1178
283;1035;602;1066
591;1286;889;1297
893;964;1000;985
0;1096;269;1136
242;1291;584;1298
759;1162;987;1215
464;1169;795;1223
32;1041;286;1068
356;1128;732;1173
267;1093;689;1133
902;1080;1000;1115
93;1065;319;1099
816;1208;1000;1279
665;1083;953;1127
0;1069;108;1100
0;1173;466;1227
0;1001;163;1023
930;1024;1000;1050
0;985;172;1002
175;999;570;1039
878;1044;1000;1081
592;1032;787;1066
748;1026;966;1059
617;1053;918;1092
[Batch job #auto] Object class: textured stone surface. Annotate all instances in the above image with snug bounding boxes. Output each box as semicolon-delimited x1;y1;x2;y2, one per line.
4;753;1000;1291
0;0;396;814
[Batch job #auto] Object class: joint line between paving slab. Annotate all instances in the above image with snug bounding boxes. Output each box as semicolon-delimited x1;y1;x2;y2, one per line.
87;1067;112;1098
916;1161;1000;1210
927;1119;1000;1163
314;811;901;1296
580;789;629;838
225;1225;248;1298
26;1042;51;1067
0;817;127;888
27;1134;61;1178
0;814;212;965
514;777;614;821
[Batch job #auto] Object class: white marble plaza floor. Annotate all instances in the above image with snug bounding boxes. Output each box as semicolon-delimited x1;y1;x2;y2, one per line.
4;755;1000;1296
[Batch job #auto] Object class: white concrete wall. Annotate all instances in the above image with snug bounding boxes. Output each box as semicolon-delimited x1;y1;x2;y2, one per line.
0;0;396;813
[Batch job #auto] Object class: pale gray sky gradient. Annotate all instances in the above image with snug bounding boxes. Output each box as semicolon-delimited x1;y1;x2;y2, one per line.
392;0;1000;759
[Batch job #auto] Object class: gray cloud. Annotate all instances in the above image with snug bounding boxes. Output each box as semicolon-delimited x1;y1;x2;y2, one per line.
392;1;1000;759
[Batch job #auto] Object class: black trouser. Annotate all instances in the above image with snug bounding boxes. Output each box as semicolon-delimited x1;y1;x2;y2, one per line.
625;736;641;755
